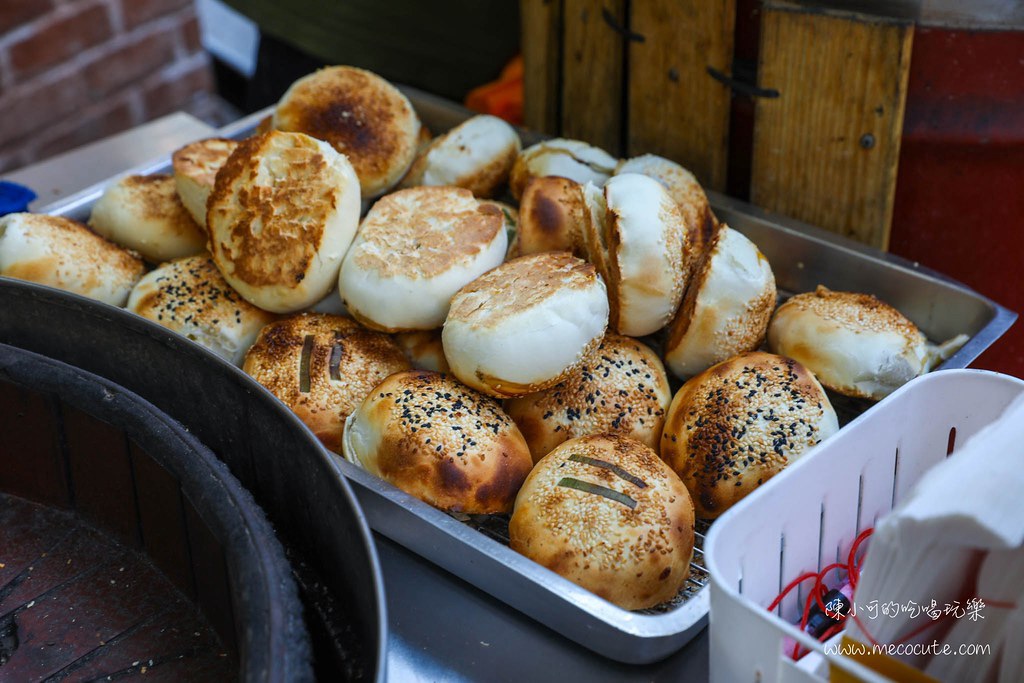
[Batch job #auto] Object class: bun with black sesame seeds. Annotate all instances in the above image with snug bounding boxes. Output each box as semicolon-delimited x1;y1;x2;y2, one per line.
663;225;777;380
766;285;965;401
207;130;361;314
660;351;838;519
510;434;694;610
504;334;672;463
243;313;410;453
127;254;277;366
442;252;610;399
342;370;534;514
89;174;206;263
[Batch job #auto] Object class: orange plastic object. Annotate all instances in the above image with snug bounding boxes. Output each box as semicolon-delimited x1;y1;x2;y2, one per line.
465;55;524;125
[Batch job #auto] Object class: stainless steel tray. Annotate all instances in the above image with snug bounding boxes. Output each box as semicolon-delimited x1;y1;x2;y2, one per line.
40;88;1015;665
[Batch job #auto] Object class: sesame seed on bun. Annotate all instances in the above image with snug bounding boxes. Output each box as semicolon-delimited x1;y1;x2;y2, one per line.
343;370;534;513
660;351;838;519
510;434;694;610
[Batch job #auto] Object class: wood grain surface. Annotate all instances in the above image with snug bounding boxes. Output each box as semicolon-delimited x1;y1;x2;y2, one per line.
561;0;626;153
628;0;736;191
521;0;564;134
752;3;914;249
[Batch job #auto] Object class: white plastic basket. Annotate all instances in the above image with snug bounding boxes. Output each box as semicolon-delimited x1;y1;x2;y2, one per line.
704;369;1024;683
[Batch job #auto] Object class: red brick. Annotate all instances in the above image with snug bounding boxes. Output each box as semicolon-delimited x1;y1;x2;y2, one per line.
121;0;191;30
0;73;88;145
81;30;176;97
9;3;113;82
32;97;137;160
180;13;202;53
141;59;213;120
0;0;54;34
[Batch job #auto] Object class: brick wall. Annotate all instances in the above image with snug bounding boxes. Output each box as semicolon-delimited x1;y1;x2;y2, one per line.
0;0;215;174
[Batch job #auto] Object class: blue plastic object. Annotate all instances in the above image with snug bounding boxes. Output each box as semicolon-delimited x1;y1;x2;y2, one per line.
0;181;37;216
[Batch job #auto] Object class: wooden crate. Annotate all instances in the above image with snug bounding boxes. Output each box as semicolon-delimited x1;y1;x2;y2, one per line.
520;0;915;249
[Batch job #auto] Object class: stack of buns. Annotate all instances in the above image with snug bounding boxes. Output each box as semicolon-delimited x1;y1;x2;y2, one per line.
11;62;964;614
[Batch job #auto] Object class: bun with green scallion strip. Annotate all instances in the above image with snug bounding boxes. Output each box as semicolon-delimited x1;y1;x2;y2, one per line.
510;434;694;610
242;313;409;453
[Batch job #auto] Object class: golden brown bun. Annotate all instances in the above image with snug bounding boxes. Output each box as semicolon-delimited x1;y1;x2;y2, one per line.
0;213;145;306
660;352;839;519
443;252;610;398
127;254;277;366
767;286;932;400
614;154;717;280
515;176;587;258
398;114;520;198
505;334;671;462
88;174;206;263
243;313;410;453
343;370;534;513
509;138;618;201
664;225;776;379
393;330;450;373
273;65;421;199
337;186;507;332
207;130;360;313
510;434;694;610
172;137;238;229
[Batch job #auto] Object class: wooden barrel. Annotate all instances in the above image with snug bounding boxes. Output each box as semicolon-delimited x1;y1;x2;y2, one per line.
0;278;386;681
0;343;311;680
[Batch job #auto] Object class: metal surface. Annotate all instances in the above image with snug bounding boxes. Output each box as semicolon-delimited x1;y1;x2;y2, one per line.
34;87;1015;665
2;113;216;211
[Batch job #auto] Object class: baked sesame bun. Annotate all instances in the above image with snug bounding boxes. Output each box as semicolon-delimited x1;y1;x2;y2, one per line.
767;286;950;400
0;213;145;306
393;330;450;373
337;186;506;332
505;334;672;462
342;370;534;513
207;130;361;314
88;174;206;263
172;137;238;229
127;254;277;366
243;313;410;453
509;138;618;201
510;434;694;610
592;173;690;336
615;154;717;279
515;176;587;258
399;115;520;197
443;252;609;398
660;352;838;519
664;226;777;380
273;65;420;199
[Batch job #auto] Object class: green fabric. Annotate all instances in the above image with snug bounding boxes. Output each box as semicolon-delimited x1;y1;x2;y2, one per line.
224;0;520;100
